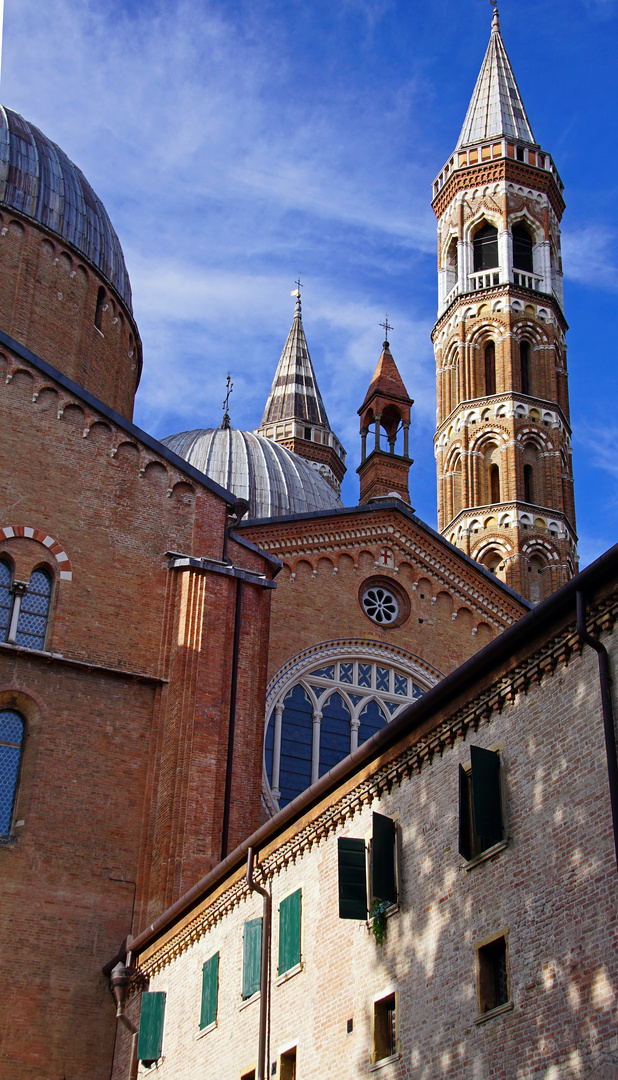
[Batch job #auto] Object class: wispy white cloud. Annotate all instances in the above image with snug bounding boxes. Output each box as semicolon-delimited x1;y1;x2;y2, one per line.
562;226;618;291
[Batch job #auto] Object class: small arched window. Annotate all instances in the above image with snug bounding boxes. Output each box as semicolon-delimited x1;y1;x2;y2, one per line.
94;286;106;331
513;225;534;273
0;559;12;641
524;463;534;503
521;341;531;395
490;464;500;503
484;342;496;396
15;568;52;650
473;224;499;272
0;709;24;834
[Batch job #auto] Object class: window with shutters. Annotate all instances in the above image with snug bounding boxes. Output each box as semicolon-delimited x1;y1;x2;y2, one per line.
338;813;398;921
278;888;302;978
199;952;219;1032
459;746;506;864
137;991;166;1067
476;934;512;1019
372;992;399;1065
242;918;262;1000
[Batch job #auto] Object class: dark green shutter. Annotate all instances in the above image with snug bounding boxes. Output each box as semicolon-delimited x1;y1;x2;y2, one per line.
372;813;397;905
338;837;367;920
242;918;262;999
137;991;166;1064
458;765;472;860
470;745;503;843
278;889;302;975
200;952;219;1029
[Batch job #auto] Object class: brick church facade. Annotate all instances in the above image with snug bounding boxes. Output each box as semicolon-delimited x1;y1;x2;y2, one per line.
0;8;595;1080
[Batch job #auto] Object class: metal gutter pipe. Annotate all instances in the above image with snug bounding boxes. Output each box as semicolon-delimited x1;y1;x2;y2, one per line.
109;963;139;1080
576;590;618;870
246;847;271;1080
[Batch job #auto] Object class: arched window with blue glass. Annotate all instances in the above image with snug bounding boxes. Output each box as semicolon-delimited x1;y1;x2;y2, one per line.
0;710;24;834
264;655;433;811
0;561;52;650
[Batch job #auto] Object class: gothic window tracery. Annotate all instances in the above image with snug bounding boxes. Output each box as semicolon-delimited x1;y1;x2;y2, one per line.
0;709;24;834
473;224;499;272
0;561;52;650
512;224;534;273
264;657;428;808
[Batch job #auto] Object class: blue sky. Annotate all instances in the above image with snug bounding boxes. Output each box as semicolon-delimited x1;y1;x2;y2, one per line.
3;0;617;566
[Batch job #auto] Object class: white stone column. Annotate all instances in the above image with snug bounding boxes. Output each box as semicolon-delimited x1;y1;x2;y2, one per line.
270;703;285;802
311;710;322;784
350;718;360;753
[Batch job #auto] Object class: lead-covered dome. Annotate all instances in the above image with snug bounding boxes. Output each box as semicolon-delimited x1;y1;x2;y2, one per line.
163;427;344;520
0;106;132;309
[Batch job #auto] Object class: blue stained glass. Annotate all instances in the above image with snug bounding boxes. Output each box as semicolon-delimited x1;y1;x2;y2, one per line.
264;713;274;787
278;685;313;807
349;694;363;707
0;560;11;637
376;667;390;692
358;664;371;688
0;710;23;834
319;693;351;778
339;663;353;684
312;666;334;680
412;683;424;699
358;699;387;745
15;569;51;650
394;673;408;697
385;700;400;715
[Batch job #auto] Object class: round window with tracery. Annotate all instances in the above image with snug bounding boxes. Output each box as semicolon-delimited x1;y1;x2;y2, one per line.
362;585;399;625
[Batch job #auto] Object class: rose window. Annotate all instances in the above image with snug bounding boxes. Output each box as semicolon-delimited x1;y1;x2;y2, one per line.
362;586;399;625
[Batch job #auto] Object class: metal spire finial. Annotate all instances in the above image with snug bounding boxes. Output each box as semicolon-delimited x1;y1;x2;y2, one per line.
291;275;303;312
379;315;393;348
221;372;233;429
489;0;500;31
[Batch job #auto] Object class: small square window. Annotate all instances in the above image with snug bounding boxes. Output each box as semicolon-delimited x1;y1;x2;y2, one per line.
372;993;397;1063
477;935;510;1014
304;427;312;440
516;146;525;161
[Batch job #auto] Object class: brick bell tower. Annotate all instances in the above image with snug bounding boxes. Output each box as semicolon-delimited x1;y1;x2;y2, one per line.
431;5;577;603
357;332;414;504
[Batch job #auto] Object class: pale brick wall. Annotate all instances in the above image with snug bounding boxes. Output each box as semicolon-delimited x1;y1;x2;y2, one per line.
133;624;618;1079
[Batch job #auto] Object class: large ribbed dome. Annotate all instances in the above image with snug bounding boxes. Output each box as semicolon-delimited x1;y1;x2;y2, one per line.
0;106;132;309
162;427;344;520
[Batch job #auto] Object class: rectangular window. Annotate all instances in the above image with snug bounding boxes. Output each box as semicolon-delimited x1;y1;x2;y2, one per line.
371;812;398;906
200;952;219;1030
278;889;302;976
242;918;262;999
137;991;166;1066
280;1047;297;1080
337;837;367;920
372;993;397;1063
477;935;510;1014
459;746;504;861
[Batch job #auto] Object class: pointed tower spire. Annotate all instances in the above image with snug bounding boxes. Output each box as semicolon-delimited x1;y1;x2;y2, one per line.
456;5;535;148
256;286;346;495
357;332;414;506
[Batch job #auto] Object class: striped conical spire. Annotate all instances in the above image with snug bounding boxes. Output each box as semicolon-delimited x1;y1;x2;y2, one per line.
457;6;536;149
260;294;330;428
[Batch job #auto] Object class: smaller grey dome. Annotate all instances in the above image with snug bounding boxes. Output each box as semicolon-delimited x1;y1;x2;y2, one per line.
162;427;344;520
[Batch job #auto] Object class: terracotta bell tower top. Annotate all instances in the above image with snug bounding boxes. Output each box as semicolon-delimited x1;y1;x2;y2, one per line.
357;337;414;506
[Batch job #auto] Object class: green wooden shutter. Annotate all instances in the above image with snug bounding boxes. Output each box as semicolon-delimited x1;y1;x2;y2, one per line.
458;765;472;860
278;889;302;975
242;918;262;999
200;952;219;1029
338;837;367;920
137;991;166;1064
372;813;397;905
470;745;503;843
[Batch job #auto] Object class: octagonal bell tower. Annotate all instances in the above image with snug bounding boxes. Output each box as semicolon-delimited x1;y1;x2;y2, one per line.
432;6;577;603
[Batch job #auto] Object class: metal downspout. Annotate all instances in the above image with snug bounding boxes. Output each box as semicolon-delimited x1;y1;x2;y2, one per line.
576;590;618;870
109;963;139;1080
246;847;271;1080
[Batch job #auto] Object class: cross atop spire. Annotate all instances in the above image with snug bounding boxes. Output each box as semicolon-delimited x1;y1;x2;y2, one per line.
456;8;535;149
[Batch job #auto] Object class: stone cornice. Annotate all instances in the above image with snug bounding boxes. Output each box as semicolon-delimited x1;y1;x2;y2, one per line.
434;392;572;441
431;283;568;340
431;158;565;221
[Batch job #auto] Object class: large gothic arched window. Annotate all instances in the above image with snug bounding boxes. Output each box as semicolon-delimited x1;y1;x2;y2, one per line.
473;224;499;272
264;656;430;809
513;224;534;273
0;562;52;650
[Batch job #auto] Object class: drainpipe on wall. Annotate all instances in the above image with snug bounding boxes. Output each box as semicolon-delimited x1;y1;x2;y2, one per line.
576;589;618;870
246;847;271;1080
221;575;243;862
109;962;139;1080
